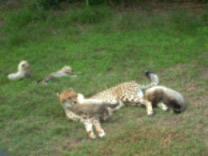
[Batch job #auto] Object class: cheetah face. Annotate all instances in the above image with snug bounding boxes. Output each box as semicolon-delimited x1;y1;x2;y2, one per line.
61;66;74;74
18;60;30;71
62;66;72;73
58;89;78;108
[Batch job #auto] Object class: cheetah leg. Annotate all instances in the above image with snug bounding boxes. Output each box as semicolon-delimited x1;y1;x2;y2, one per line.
65;110;83;122
145;100;154;116
140;99;154;116
109;100;124;111
83;120;96;139
103;99;124;112
64;111;96;139
101;107;113;121
121;95;154;116
92;119;106;138
158;102;168;111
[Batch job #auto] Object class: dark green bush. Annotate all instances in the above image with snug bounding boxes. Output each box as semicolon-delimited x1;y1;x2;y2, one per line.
28;0;208;10
35;0;61;9
81;0;146;6
4;8;47;29
68;6;112;23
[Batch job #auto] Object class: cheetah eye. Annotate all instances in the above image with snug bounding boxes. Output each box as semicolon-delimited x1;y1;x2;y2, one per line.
68;97;71;100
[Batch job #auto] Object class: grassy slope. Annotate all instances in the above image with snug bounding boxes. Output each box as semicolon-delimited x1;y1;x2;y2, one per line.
0;3;208;156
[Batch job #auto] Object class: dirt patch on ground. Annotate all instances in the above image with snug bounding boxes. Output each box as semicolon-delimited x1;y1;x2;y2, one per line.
159;64;190;85
201;72;208;80
160;64;207;110
199;67;208;80
203;51;208;55
180;79;207;110
53;137;83;153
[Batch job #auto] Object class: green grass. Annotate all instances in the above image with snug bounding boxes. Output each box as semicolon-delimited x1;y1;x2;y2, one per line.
0;3;208;156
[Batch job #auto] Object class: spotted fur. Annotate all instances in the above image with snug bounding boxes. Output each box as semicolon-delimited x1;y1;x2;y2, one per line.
90;72;185;115
57;89;119;139
90;72;159;115
91;81;155;115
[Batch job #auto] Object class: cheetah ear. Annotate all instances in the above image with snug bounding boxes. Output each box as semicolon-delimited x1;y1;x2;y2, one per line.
69;87;73;90
56;93;60;97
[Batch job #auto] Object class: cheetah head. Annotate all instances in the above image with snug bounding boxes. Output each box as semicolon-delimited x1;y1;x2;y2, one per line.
18;60;30;72
57;88;78;108
61;66;75;75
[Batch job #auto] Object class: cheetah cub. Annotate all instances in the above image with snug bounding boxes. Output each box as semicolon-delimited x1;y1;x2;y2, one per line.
8;60;31;80
142;86;186;113
137;71;186;113
57;89;119;139
38;66;76;84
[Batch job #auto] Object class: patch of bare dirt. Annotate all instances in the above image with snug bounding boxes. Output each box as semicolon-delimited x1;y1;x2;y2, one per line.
182;80;207;110
182;80;200;91
159;64;190;85
203;51;208;55
53;137;83;153
203;107;208;116
160;64;207;108
199;67;208;80
201;72;208;80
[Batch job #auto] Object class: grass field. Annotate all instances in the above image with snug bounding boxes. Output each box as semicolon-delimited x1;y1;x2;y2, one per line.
0;2;208;156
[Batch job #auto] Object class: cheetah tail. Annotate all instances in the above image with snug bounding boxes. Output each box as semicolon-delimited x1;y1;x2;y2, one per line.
145;71;159;85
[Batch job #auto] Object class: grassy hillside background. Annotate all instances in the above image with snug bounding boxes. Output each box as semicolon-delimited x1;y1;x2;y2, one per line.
0;2;208;156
